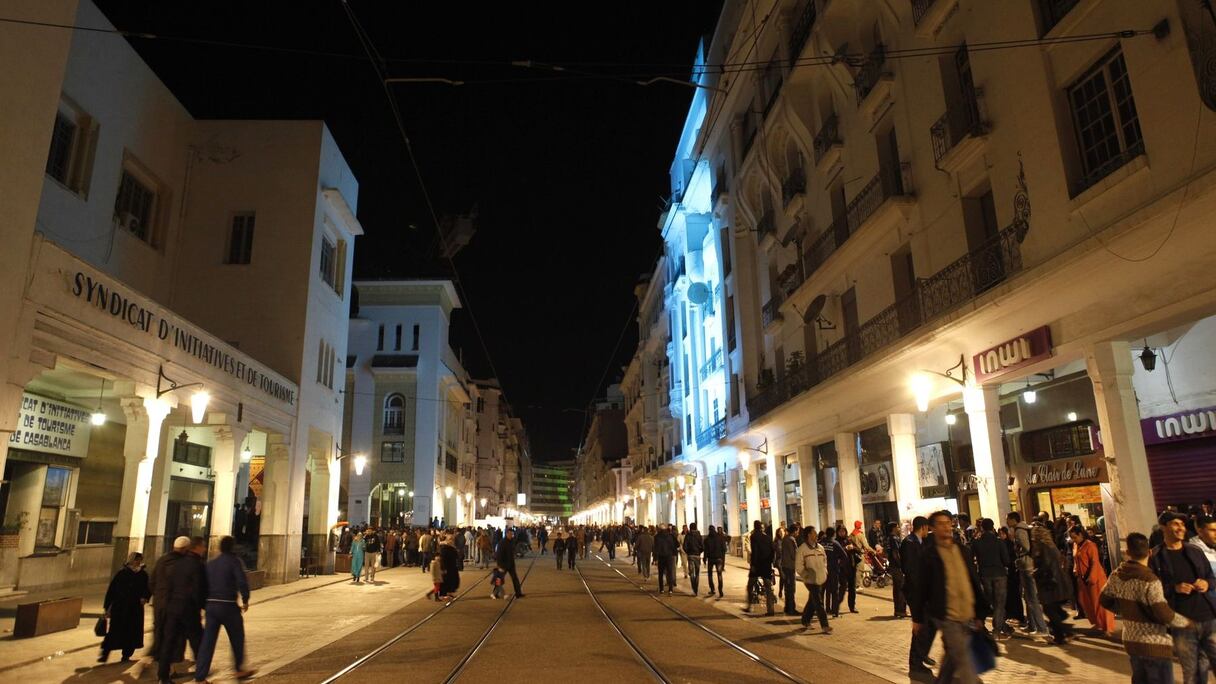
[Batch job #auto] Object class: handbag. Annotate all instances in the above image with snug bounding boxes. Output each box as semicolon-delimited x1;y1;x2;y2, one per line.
94;616;108;637
969;629;998;674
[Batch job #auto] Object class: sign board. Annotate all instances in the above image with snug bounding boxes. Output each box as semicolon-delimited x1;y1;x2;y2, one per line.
916;443;951;499
860;461;895;504
8;392;93;458
1141;406;1216;445
972;325;1053;383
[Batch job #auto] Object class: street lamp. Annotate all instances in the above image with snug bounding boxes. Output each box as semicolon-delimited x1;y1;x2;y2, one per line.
156;365;210;423
444;486;454;499
353;454;367;476
479;497;487;508
90;377;107;426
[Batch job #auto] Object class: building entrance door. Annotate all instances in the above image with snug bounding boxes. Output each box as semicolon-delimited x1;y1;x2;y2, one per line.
164;477;213;554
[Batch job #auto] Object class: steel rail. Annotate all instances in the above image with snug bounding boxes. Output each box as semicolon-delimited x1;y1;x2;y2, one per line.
441;557;537;682
593;554;809;684
574;564;670;683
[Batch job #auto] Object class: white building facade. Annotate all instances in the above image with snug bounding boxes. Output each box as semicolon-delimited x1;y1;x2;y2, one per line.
0;0;359;590
575;0;1216;557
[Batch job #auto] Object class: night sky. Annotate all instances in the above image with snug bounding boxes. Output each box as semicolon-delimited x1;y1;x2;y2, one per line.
93;1;724;462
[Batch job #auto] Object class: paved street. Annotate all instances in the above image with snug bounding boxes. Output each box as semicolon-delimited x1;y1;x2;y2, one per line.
0;541;1171;683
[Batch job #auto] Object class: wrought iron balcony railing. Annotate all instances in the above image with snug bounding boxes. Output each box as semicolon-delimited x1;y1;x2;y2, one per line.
854;44;889;105
761;294;783;328
812;114;841;166
782;166;806;206
696;417;727;448
789;0;818;63
930;88;986;164
747;223;1025;420
699;348;724;380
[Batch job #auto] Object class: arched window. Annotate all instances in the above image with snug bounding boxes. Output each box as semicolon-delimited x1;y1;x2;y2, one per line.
383;394;405;434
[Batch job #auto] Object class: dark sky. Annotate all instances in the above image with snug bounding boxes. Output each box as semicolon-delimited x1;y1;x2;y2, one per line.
94;1;723;462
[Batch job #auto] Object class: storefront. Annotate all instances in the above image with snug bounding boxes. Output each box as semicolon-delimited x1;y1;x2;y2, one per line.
781;453;801;526
858;425;898;527
1015;422;1107;527
1141;406;1216;511
813;440;842;530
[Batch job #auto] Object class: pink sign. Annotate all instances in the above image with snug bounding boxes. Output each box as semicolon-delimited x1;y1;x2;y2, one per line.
972;326;1053;383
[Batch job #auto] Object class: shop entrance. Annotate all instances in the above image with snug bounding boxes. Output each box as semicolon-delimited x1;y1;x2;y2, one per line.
163;477;213;553
1031;485;1103;528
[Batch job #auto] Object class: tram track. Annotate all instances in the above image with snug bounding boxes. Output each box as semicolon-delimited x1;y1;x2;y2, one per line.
306;555;536;683
578;554;809;684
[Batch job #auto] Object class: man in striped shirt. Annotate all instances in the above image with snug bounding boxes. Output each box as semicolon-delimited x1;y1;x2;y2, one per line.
1100;532;1192;684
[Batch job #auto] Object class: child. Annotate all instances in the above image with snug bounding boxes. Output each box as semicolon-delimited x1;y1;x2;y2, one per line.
490;565;506;599
426;553;443;601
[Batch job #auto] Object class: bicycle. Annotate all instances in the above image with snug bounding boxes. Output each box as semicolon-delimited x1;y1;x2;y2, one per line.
745;574;776;616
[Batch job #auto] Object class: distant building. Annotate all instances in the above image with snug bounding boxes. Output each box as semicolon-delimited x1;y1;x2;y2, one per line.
530;460;575;521
572;386;630;523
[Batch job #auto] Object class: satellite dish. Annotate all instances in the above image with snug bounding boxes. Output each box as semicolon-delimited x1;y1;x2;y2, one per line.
804;294;827;323
687;282;710;305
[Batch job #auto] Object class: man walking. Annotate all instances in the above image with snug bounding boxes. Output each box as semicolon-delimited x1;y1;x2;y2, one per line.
780;523;801;615
703;525;725;597
1150;511;1216;683
194;536;254;683
972;518;1012;639
901;516;935;677
419;528;433;575
159;537;207;684
363;527;380;583
747;520;775;614
884;522;907;619
796;527;831;634
653;524;678;595
495;528;525;598
910;511;988;684
1007;511;1051;638
635;526;654;579
683;522;704;596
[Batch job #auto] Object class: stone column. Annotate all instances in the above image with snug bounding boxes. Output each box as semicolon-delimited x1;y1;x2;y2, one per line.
112;397;170;573
796;445;820;530
307;443;339;575
835;432;863;529
691;461;708;530
963;385;1013;523
647;488;658;525
888;413;922;525
208;422;249;557
744;461;761;532
708;469;724;530
258;433;292;583
764;452;786;530
725;467;741;537
822;466;840;529
0;380;26;486
1086;341;1157;542
683;476;696;528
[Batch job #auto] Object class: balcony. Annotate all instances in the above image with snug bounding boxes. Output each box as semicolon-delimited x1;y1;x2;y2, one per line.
776;263;802;299
812;114;842;172
788;0;818;64
930;88;987;171
699;348;724;380
761;294;783;332
747;222;1025;421
696;417;727;448
781;166;806;211
854;45;894;117
911;0;959;38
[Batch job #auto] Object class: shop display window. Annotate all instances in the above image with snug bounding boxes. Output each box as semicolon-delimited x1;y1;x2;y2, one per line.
36;466;71;550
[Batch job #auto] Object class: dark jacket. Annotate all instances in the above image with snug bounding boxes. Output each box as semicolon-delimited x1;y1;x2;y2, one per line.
909;539;989;624
884;534;904;571
1149;543;1216;620
703;531;725;560
653;530;677;558
1031;532;1070;605
682;530;704;556
779;534;799;570
103;566;151;651
205;552;250;604
748;531;775;577
166;552;207;616
496;536;518;569
971;531;1011;579
900;534;925;581
149;550;182;611
634;532;654;556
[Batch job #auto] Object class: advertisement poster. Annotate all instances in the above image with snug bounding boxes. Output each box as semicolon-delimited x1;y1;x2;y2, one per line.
860;461;895;504
917;443;950;498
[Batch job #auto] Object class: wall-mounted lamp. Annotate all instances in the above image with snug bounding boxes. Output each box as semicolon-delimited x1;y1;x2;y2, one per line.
945;413;957;426
1023;378;1037;404
1066;411;1078;422
353;454;367;476
464;491;472;503
444;485;454;499
157;365;209;423
240;434;253;462
911;374;934;412
479;497;487;508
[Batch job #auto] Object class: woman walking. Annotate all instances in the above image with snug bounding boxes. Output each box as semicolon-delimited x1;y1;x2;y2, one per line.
1070;527;1115;637
438;534;462;600
350;530;366;584
100;552;151;663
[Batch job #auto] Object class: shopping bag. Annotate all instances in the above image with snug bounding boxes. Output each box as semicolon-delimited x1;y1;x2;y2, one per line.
94;616;108;637
969;629;998;674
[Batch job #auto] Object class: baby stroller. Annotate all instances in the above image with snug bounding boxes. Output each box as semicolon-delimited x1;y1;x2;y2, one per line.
861;547;891;589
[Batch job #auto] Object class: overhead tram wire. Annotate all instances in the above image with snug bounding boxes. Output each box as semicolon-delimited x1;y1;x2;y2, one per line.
338;0;514;412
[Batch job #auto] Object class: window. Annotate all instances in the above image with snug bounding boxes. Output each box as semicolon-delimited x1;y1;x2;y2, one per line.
226;213;255;264
381;441;405;462
45;98;97;195
77;519;115;545
36;467;71;549
319;236;336;287
731;373;741;416
412;324;420;351
721;227;732;276
383;394;405;434
113;167;157;245
445;453;458;473
1068;48;1143;195
317;339;336;389
376;325;384;351
394;324;402;351
172;441;212;467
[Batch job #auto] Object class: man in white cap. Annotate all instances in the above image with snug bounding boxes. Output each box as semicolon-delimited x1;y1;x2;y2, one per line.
132;536;192;679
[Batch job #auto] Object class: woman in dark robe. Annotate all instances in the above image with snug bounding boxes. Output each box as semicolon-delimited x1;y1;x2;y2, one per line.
100;552;151;662
438;534;462;598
